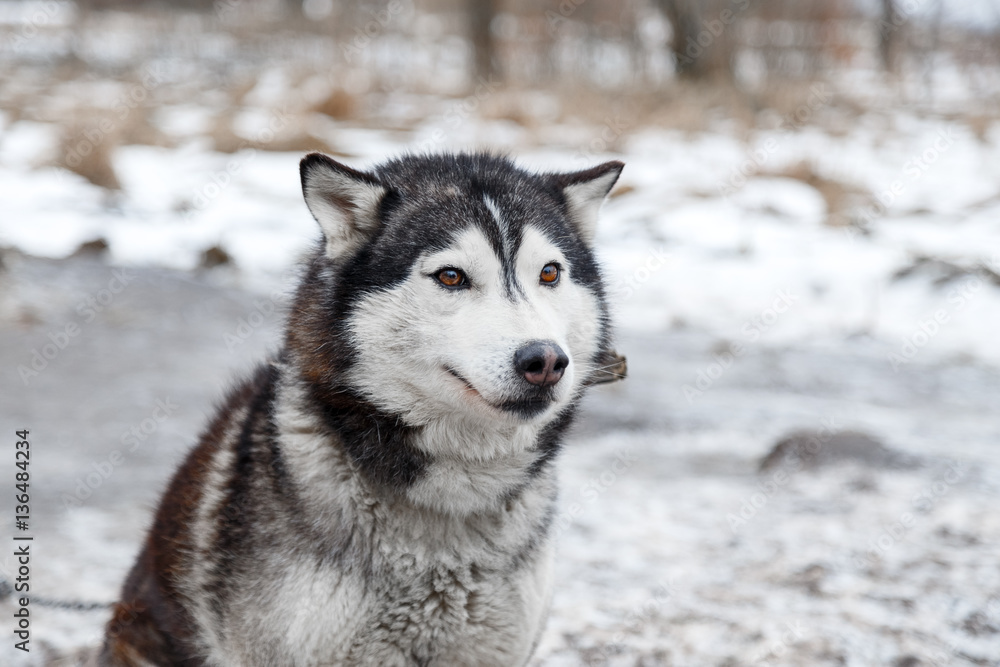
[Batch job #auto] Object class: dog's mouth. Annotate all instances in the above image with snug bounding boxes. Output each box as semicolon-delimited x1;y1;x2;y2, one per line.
444;367;554;419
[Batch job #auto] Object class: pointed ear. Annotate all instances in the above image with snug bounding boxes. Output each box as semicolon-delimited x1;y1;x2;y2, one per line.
300;153;388;260
550;161;624;244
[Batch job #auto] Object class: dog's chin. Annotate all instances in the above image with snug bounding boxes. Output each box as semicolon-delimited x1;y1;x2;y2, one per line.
444;367;559;422
492;395;556;420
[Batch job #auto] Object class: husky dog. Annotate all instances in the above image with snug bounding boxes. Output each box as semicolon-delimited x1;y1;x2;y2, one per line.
99;152;626;666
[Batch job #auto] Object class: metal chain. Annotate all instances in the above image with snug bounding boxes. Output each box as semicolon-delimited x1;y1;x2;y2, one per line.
0;576;112;612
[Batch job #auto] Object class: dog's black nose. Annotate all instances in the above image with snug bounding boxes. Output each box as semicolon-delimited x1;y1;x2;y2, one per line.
514;341;569;388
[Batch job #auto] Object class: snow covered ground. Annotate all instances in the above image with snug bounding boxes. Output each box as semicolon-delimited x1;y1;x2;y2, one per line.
1;254;998;666
2;21;1000;664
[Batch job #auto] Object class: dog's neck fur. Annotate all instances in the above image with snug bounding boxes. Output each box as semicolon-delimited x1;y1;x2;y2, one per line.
277;361;562;524
406;419;547;515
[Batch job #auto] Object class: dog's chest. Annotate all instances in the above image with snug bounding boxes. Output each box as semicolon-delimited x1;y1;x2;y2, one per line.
218;399;561;664
235;536;554;666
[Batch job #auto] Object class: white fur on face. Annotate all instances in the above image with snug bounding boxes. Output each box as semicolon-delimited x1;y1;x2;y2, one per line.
345;223;602;448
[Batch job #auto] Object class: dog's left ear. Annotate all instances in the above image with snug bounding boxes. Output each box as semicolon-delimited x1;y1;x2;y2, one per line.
300;152;388;260
550;161;624;244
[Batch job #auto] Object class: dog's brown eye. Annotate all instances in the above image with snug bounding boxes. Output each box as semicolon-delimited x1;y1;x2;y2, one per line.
540;264;560;285
436;268;467;288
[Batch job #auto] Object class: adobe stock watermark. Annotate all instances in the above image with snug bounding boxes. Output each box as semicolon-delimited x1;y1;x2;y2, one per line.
853;460;965;568
918;641;967;667
6;0;75;52
749;621;807;666
545;0;588;35
223;290;287;352
592;579;677;660
727;417;841;533
60;398;180;510
887;308;951;372
887;255;996;371
442;75;504;127
683;288;799;403
17;269;135;385
610;247;669;300
341;0;408;63
719;83;832;197
675;0;756;69
877;0;924;37
552;445;637;537
845;125;958;237
64;64;165;170
979;595;1000;630
183;108;290;219
409;75;503;153
573;113;631;166
909;606;999;667
214;0;241;20
911;460;965;513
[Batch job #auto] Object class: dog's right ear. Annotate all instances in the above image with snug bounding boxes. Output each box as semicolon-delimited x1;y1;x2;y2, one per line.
300;153;387;260
549;161;624;245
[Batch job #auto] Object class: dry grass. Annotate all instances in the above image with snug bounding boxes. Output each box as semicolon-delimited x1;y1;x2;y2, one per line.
312;88;358;121
209;111;338;155
519;76;873;141
259;131;339;154
771;160;873;227
646;82;760;133
608;183;637;199
55;102;171;190
530;81;814;136
58;121;121;190
955;112;1000;143
209;112;254;154
476;90;549;130
117;105;172;148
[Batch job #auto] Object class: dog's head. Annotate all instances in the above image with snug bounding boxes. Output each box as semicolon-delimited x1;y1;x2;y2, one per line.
296;152;622;434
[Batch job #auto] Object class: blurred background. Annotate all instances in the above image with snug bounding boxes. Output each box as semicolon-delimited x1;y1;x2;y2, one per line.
1;0;1000;664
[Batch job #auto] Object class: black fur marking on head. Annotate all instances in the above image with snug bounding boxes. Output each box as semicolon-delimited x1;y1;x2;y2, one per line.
298;152;614;326
476;192;525;301
346;153;613;332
